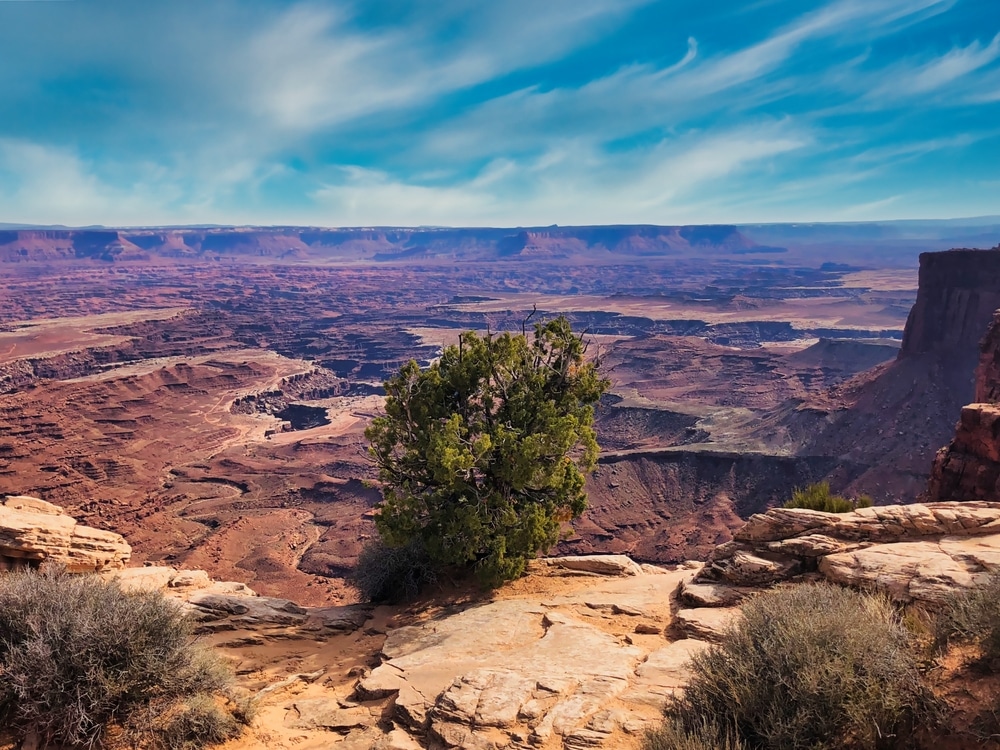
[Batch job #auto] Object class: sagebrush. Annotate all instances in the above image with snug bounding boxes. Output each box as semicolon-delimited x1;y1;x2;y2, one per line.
0;569;251;749
644;717;743;750
935;571;1000;664
652;583;936;750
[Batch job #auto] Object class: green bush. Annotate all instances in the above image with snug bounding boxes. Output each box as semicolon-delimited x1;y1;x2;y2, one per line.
659;583;936;750
0;569;247;749
348;537;438;603
783;482;873;513
935;572;1000;664
367;317;609;587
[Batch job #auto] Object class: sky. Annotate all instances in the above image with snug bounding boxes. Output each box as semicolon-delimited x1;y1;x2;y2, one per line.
0;0;997;227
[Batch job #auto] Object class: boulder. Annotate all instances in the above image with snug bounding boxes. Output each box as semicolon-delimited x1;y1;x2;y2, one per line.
0;495;130;572
185;591;309;627
819;533;1000;604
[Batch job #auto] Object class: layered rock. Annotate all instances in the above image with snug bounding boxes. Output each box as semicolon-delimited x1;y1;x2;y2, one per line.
927;308;1000;501
0;494;131;572
683;502;1000;616
802;246;1000;499
353;557;698;750
107;565;370;637
898;247;1000;358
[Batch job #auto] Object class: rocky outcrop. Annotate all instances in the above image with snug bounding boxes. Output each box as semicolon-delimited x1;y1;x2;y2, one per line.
801;247;1000;500
352;557;699;750
899;247;1000;358
683;502;1000;613
927;308;1000;501
0;495;131;572
107;565;370;637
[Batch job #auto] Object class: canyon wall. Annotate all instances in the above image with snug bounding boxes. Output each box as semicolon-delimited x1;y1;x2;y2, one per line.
899;248;1000;357
804;247;1000;500
927;308;1000;502
0;225;778;263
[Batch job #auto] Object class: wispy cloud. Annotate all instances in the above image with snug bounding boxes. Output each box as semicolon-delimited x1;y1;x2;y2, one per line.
0;0;995;225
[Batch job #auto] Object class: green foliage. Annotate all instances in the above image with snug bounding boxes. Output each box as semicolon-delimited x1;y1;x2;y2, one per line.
366;316;610;587
349;537;438;603
662;583;936;750
0;569;244;749
783;481;873;513
935;572;1000;664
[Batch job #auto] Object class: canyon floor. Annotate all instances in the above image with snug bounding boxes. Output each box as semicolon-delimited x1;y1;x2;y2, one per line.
0;244;937;604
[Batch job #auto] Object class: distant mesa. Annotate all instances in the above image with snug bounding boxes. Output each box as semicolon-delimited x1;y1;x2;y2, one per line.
0;225;784;263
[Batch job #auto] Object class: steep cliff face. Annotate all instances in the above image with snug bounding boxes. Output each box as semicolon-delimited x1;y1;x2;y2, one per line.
0;230;147;262
926;309;1000;501
804;247;1000;500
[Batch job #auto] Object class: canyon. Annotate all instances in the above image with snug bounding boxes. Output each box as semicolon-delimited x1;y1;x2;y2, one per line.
0;223;998;604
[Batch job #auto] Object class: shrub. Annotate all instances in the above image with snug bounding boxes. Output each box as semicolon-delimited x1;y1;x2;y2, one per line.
348;537;438;603
644;717;743;750
367;317;610;587
783;482;873;513
935;572;1000;664
156;695;242;750
0;569;245;749
662;583;936;750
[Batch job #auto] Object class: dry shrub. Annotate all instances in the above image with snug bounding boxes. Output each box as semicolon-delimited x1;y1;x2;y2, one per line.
644;717;743;750
0;569;249;749
658;583;937;750
935;572;1000;666
348;537;438;603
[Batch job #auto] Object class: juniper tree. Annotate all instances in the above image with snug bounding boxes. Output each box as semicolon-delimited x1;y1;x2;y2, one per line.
366;316;609;586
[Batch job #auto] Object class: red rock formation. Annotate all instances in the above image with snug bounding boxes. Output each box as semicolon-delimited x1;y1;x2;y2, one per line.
804;246;1000;500
899;247;1000;357
927;307;1000;501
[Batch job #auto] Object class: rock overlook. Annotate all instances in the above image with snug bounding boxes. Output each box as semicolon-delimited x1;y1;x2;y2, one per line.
681;501;1000;628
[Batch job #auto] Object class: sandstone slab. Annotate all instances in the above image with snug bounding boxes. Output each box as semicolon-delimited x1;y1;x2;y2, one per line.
819;533;1000;605
675;608;740;642
355;560;692;748
0;495;130;572
543;554;644;577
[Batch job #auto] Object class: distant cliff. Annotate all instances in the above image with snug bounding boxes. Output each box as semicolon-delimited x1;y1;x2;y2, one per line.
803;246;1000;501
899;248;1000;357
0;225;782;263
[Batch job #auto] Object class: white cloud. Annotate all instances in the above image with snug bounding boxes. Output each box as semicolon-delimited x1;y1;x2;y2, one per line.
311;123;809;226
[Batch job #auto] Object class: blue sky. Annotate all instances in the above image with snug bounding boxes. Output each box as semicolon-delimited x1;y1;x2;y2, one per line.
0;0;997;227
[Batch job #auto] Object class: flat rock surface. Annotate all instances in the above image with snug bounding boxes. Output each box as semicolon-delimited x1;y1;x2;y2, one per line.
820;533;1000;604
674;608;740;642
353;559;693;749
